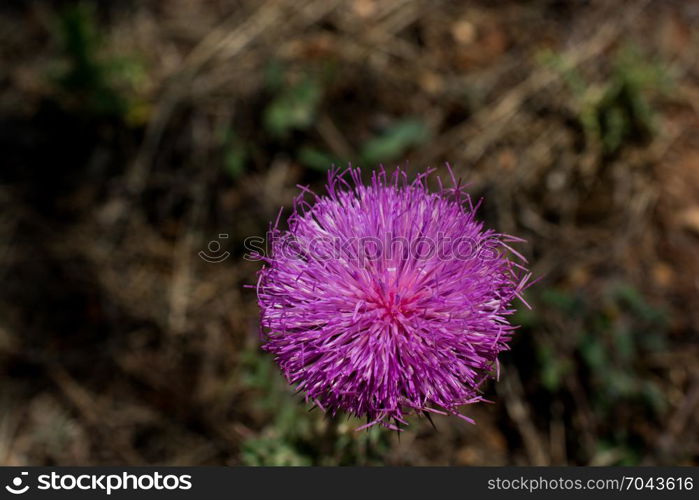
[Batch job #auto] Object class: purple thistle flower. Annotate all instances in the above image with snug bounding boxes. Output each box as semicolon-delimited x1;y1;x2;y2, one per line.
255;166;531;430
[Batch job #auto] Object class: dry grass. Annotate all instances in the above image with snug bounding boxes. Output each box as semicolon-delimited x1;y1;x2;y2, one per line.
0;0;698;465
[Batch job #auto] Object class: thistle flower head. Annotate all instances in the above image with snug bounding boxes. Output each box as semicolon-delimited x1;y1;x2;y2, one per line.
256;166;530;429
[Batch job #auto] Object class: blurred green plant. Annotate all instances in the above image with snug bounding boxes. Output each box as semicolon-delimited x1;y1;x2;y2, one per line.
238;345;391;465
262;61;429;171
219;128;248;180
51;3;147;122
539;46;670;154
516;282;669;464
299;118;429;172
297;146;344;172
264;75;322;138
359;119;429;166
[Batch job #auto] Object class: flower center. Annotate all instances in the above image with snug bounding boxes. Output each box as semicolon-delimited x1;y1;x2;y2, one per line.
366;282;415;322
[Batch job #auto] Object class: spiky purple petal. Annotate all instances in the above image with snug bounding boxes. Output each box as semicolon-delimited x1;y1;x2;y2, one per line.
256;166;530;428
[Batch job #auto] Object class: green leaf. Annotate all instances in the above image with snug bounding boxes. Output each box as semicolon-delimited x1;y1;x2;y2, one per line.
264;60;286;91
241;437;312;466
537;343;570;391
220;131;247;180
53;3;139;119
264;77;322;137
614;284;667;324
360;119;428;165
540;288;580;314
297;146;344;172
580;333;607;370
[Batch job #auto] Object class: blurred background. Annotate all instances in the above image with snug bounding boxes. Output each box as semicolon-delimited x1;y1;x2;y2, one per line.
1;0;698;466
